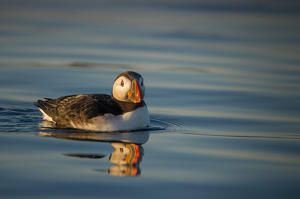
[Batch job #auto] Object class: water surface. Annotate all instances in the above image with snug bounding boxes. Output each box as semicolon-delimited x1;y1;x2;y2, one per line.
1;1;300;198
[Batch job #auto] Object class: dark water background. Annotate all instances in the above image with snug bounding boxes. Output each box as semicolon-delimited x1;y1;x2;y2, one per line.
1;0;300;198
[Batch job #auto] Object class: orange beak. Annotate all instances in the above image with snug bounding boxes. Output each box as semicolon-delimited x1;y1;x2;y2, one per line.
129;79;141;103
127;79;141;103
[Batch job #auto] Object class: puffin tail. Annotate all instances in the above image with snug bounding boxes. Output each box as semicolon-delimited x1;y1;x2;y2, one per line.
34;100;57;123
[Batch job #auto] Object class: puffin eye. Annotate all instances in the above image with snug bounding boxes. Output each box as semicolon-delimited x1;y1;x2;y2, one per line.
141;80;144;86
121;80;124;87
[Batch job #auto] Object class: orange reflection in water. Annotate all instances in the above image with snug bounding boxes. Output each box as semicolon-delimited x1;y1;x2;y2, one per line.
39;122;149;177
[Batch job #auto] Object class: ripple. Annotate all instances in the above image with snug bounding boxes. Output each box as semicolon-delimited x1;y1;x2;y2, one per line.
0;106;40;133
149;114;300;140
1;105;299;141
150;115;199;131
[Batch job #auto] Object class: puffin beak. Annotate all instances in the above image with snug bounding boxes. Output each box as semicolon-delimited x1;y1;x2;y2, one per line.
129;79;141;103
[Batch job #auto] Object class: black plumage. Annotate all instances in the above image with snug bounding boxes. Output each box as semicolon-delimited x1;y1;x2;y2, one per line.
35;94;146;127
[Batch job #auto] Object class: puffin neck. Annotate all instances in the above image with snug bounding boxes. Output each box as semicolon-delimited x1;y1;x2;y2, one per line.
111;95;146;114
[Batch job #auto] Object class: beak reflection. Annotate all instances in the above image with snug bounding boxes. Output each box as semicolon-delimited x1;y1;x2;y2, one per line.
109;143;144;176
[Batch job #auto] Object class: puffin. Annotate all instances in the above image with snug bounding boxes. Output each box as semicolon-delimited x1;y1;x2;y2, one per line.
35;71;150;131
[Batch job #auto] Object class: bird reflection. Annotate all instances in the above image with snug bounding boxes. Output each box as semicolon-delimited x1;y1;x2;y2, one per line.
109;143;144;176
38;122;149;177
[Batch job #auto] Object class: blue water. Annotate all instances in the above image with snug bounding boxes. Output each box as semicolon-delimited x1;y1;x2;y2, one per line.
1;1;300;198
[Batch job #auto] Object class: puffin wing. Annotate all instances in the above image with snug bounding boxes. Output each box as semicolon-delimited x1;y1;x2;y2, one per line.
35;94;122;126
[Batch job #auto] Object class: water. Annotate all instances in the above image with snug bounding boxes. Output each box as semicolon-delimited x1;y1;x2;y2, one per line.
1;0;300;198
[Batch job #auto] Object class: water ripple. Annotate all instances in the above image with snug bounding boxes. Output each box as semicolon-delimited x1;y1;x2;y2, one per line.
150;114;300;140
0;106;40;133
1;105;299;141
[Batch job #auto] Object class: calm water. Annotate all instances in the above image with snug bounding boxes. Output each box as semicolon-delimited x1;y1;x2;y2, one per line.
1;1;300;198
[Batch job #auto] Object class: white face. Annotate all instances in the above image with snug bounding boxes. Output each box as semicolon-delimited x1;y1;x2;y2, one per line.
112;76;145;102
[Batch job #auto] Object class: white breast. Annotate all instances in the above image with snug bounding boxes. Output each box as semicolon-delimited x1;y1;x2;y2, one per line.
83;106;150;131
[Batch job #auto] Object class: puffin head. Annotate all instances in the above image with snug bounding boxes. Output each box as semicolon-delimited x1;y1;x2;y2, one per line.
112;71;145;103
